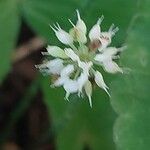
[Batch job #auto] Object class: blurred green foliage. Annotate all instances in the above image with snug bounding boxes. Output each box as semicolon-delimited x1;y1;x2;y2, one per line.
111;0;150;149
0;0;20;81
0;0;150;149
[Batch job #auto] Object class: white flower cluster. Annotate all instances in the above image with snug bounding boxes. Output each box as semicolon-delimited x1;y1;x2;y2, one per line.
36;10;125;107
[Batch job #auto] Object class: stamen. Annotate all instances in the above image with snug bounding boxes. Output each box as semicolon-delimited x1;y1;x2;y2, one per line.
50;25;57;32
53;23;59;30
97;15;104;24
76;9;81;20
112;27;119;34
109;23;115;32
68;19;75;27
56;22;61;29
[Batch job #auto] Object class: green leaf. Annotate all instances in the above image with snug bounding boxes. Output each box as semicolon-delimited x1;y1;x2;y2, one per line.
22;0;137;45
28;0;139;149
22;0;81;42
110;0;150;149
42;77;116;150
0;0;20;82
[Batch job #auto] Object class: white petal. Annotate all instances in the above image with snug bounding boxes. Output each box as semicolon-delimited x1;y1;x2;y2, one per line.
76;31;87;44
56;29;73;45
69;11;87;44
60;64;74;76
102;46;126;56
103;60;123;74
76;10;87;34
99;32;112;50
84;80;92;107
94;53;110;63
65;48;80;62
89;15;104;41
108;24;119;37
89;24;100;41
46;58;64;74
77;73;88;93
53;76;68;87
51;24;73;45
102;47;119;57
78;61;93;75
94;71;110;96
64;79;78;93
45;45;68;58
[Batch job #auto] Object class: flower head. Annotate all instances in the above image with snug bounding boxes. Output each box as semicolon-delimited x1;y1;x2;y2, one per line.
36;10;124;107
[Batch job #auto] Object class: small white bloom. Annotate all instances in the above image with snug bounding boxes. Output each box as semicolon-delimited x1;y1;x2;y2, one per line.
53;64;74;87
94;53;110;63
94;71;110;96
76;9;87;34
99;24;119;51
78;61;93;75
94;47;123;73
53;76;68;87
84;80;92;107
69;10;87;43
42;45;68;59
64;79;79;100
102;60;123;74
47;59;64;74
36;58;64;75
50;23;73;45
64;48;80;62
89;15;104;41
37;11;124;107
60;64;74;76
77;72;88;94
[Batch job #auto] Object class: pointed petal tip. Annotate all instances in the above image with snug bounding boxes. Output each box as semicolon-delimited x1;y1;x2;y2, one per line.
97;15;104;24
88;97;93;108
119;45;127;51
68;19;75;27
50;25;57;32
105;88;111;97
41;52;49;55
65;93;70;101
34;65;38;68
76;9;81;20
53;23;59;30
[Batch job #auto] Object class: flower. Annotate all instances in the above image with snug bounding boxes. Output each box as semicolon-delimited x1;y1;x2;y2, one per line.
36;10;125;107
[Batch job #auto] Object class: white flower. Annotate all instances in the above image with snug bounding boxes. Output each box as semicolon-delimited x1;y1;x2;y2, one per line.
69;10;87;43
94;47;123;73
84;80;92;107
78;61;93;75
36;58;64;75
50;23;73;45
37;10;124;107
64;79;79;100
89;15;104;41
42;45;68;59
76;9;87;34
99;24;119;50
77;72;88;95
64;48;80;62
94;71;110;97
